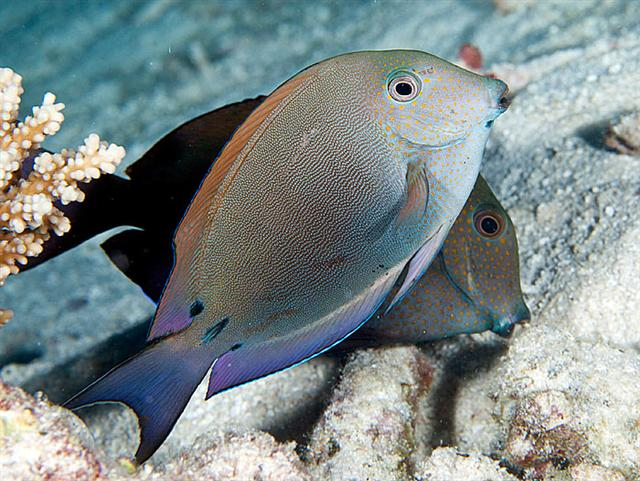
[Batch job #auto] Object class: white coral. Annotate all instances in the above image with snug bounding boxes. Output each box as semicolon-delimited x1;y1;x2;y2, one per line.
0;67;125;321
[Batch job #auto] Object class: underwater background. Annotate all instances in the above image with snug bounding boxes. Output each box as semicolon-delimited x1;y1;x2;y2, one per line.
1;1;639;479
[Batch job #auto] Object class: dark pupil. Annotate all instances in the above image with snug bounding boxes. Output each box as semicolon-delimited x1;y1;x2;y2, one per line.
481;217;499;234
395;82;413;96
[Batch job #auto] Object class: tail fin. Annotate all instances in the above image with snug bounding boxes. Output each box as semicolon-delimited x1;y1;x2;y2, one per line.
24;173;134;270
65;337;215;463
100;229;173;304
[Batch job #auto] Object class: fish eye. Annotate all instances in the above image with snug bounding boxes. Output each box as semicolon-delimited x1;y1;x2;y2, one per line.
473;209;504;238
388;74;421;102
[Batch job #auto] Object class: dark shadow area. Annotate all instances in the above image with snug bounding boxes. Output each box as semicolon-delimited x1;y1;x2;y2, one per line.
270;353;347;446
575;119;611;150
22;320;149;403
574;114;634;152
0;344;44;367
428;339;509;448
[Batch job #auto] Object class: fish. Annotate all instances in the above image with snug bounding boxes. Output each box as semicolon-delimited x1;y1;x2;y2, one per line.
351;175;530;345
27;94;527;345
59;50;508;463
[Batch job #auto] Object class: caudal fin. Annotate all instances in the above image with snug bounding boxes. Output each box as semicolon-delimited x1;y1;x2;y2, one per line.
100;229;173;304
65;337;215;463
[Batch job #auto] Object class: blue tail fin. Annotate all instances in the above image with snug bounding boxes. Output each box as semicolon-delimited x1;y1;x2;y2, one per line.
64;337;214;463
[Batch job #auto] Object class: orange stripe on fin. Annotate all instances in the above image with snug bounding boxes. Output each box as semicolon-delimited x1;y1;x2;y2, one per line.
148;67;320;342
175;68;319;256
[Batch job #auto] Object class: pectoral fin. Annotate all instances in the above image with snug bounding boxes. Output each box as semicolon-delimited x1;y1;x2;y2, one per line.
396;162;429;226
205;266;404;398
384;223;450;314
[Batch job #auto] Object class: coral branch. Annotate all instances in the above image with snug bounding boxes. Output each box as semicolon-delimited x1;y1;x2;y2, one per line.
0;67;125;319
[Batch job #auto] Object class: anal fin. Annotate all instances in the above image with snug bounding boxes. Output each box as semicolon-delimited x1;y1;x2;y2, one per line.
206;265;404;397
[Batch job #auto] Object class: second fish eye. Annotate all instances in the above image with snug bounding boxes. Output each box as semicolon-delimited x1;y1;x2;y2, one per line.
473;210;504;238
388;74;420;102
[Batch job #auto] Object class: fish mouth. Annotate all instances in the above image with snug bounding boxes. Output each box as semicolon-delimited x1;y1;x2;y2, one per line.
439;254;531;339
483;79;510;127
490;301;531;338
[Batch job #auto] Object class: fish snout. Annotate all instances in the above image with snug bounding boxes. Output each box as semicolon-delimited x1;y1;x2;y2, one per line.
490;301;531;338
485;77;509;109
482;78;510;127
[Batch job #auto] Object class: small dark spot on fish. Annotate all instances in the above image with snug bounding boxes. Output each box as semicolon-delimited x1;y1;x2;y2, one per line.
230;343;242;351
66;297;89;311
379;264;384;269
320;255;347;270
485;119;494;128
190;299;204;317
202;318;229;344
266;308;298;322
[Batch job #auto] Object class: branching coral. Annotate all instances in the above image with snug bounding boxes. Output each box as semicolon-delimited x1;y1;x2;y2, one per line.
0;67;125;323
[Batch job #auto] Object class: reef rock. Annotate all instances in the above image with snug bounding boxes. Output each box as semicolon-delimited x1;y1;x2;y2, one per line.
306;346;433;481
0;380;105;481
415;447;519;481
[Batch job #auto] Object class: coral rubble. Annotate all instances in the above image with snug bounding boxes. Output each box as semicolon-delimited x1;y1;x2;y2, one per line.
0;379;105;481
415;447;519;481
306;346;433;481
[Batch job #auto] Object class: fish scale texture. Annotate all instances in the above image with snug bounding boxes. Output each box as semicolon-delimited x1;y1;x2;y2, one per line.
1;1;640;480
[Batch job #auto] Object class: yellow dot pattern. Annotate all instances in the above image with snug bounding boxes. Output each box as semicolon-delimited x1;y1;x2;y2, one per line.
361;176;527;342
363;50;503;240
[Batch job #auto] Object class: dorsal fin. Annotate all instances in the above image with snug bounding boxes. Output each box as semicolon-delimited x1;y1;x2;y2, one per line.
122;96;268;242
174;71;318;253
97;97;268;302
125;96;266;185
149;68;319;342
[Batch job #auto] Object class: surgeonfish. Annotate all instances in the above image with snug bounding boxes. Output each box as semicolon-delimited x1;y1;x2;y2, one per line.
27;92;528;343
353;175;530;344
27;93;528;345
60;50;508;462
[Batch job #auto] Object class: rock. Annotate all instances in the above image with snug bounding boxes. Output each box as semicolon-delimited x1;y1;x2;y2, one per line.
524;462;627;481
415;447;519;481
305;346;433;481
0;378;317;481
497;324;640;478
0;379;105;481
568;463;626;481
605;112;640;156
136;431;311;481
